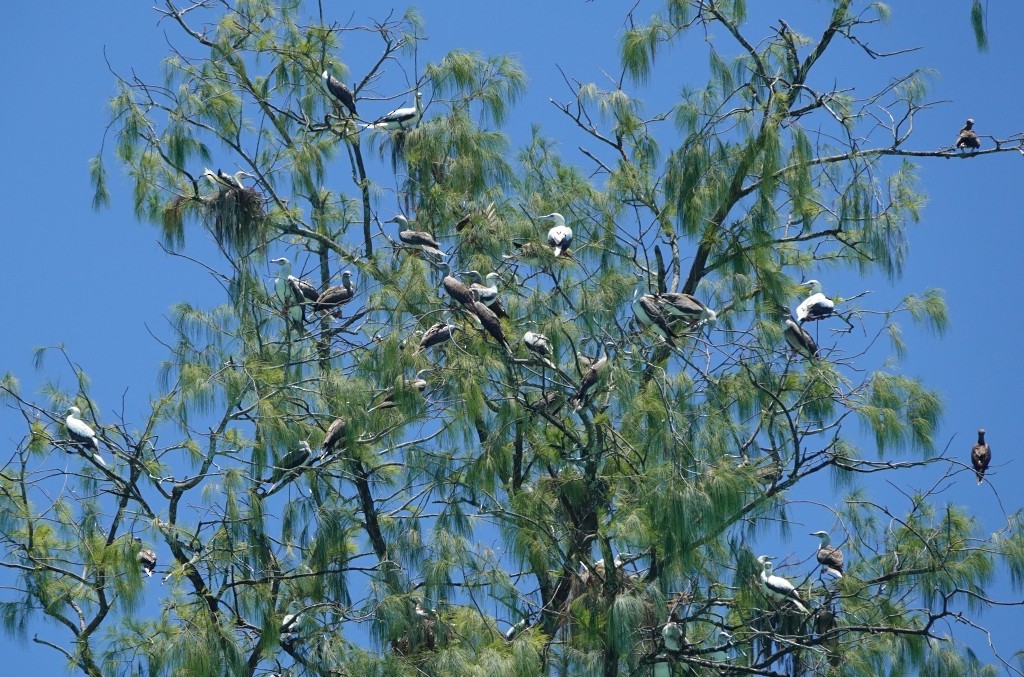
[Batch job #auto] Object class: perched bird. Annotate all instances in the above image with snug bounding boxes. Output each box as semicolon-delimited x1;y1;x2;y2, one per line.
204;168;253;192
469;289;512;354
264;441;313;485
541;212;573;257
464;271;507;318
955;118;980;150
662;618;685;651
632;292;678;347
280;612;301;647
314;271;354;316
271;258;309;330
504;617;529;642
365;91;423;130
321;417;348;456
528;391;564;416
390;214;445;258
971;428;991;485
570;344;611;412
796;280;835;323
658;292;717;329
136;544;158;577
757;555;809;614
783;318;819;359
64;406;106;467
321;70;356;117
523;331;553;359
440;264;475;307
810;531;844;578
415;321;459;354
369;371;431;412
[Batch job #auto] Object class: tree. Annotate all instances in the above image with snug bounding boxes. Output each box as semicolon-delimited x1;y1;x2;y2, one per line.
2;1;1023;675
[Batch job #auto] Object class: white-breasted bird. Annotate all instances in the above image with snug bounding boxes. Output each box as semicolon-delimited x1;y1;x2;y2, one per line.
390;214;446;258
783;318;819;359
415;321;460;354
321;70;356;117
810;531;844;578
136;542;158;577
523;331;553;358
271;257;311;331
971;428;991;485
796;280;835;323
541;212;573;257
365;91;423;130
65;406;106;467
464;271;506;317
757;555;809;614
632;291;678;347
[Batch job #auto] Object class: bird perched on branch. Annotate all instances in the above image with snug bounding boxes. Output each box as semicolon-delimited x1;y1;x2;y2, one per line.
364;91;423;130
796;280;835;323
541;212;573;257
314;271;354;316
464;271;507;318
136;542;157;577
64;406;106;467
321;70;356;117
971;428;991;485
955;118;980;150
757;555;809;614
810;531;844;578
783;318;819;359
414;321;460;354
390;214;445;258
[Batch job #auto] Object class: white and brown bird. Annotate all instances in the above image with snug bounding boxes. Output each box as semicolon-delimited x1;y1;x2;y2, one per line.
955;118;980;150
314;271;354;316
321;70;357;117
415;321;459;354
810;531;844;578
971;428;991;485
757;555;809;614
796;280;835;323
783;318;819;359
632;292;678;347
541;212;573;257
469;289;512;354
659;292;717;329
523;331;553;358
65;406;106;467
365;91;423;130
321;417;348;456
391;214;445;258
570;344;612;412
464;271;507;318
136;544;158;577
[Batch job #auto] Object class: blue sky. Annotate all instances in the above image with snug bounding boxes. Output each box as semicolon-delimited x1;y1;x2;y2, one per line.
1;1;1022;672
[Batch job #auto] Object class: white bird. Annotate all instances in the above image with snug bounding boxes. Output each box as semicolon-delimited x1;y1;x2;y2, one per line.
783;318;819;359
541;212;573;257
504;617;529;642
264;441;313;486
271;258;308;331
662;619;684;651
203;168;252;191
136;543;157;577
365;91;423;130
321;70;356;117
390;214;446;258
757;555;809;614
64;406;106;467
796;280;835;323
523;331;553;358
280;611;301;647
810;530;844;579
464;271;506;317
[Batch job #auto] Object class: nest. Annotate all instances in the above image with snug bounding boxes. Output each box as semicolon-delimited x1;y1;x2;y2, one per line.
201;185;268;255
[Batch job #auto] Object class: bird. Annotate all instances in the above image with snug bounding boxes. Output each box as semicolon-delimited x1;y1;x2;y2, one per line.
136;544;157;577
203;168;253;192
390;214;445;258
365;91;423;130
971;428;991;485
321;417;348;456
570;344;611;411
810;531;844;578
314;271;354;316
264;441;313;485
955;118;980;150
541;212;573;257
528;391;564;416
504;617;529;642
658;292;717;329
271;257;309;331
415;321;459;354
321;70;356;117
757;555;809;614
662;619;684;652
632;292;678;347
440;264;476;307
796;280;835;323
369;371;431;412
64;406;106;467
280;612;301;647
469;289;512;354
463;271;507;318
783;318;819;359
523;331;553;359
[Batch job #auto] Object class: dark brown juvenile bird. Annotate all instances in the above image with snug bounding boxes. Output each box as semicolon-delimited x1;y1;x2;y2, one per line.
956;118;980;150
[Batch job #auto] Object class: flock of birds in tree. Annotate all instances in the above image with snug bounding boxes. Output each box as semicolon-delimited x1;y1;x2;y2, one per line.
55;70;995;658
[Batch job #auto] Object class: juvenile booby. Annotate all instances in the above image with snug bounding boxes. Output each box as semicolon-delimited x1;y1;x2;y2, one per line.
321;417;347;455
796;280;835;323
757;555;809;613
783;318;819;359
658;292;717;328
810;531;844;578
632;292;678;347
365;91;423;130
137;545;158;577
65;406;106;467
264;441;313;485
440;264;475;307
321;70;357;117
523;331;553;358
971;428;991;485
470;289;512;354
314;271;354;316
464;271;507;318
541;212;573;257
570;344;611;412
956;118;980;150
271;257;308;330
415;321;459;354
390;214;445;258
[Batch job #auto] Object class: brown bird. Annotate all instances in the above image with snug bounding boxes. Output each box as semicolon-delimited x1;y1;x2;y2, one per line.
136;542;157;577
956;118;980;150
810;531;844;578
314;271;354;316
321;417;348;455
971;428;991;485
